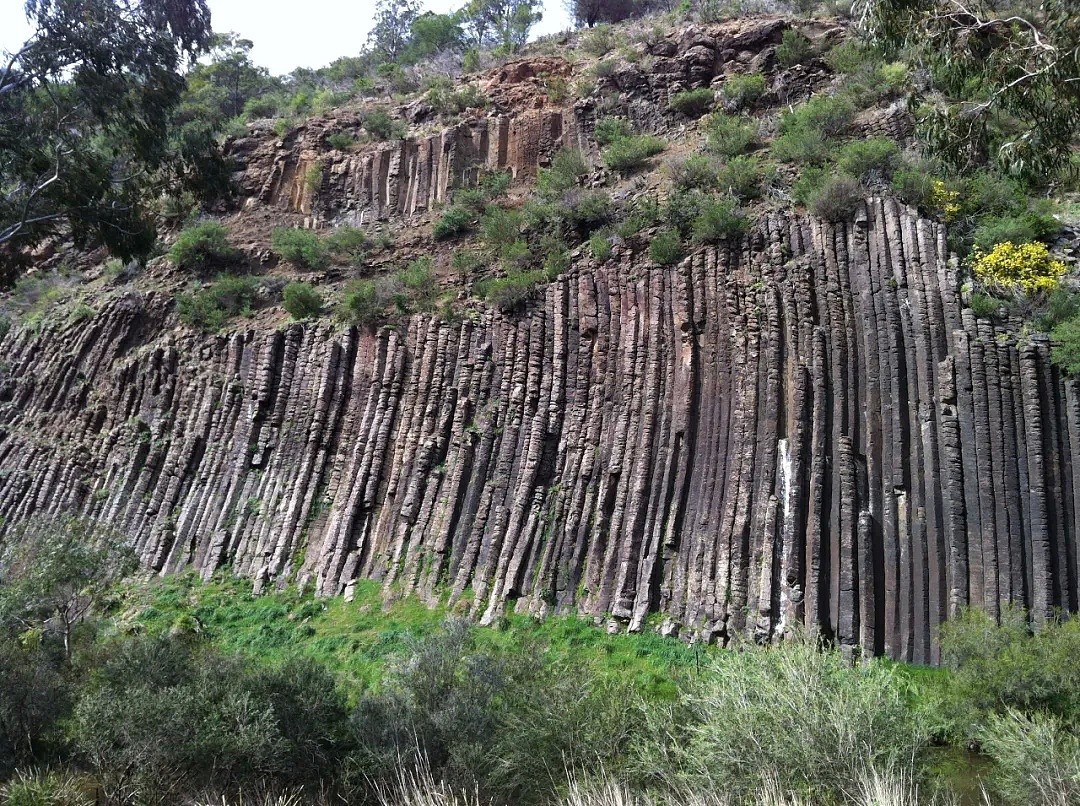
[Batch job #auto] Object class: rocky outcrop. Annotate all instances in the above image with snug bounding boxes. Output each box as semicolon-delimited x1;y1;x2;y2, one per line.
1;198;1076;663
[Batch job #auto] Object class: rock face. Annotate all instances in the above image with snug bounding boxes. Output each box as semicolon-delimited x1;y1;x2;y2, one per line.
1;199;1077;664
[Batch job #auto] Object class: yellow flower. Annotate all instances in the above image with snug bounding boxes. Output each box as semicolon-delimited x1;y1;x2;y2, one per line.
971;241;1067;297
931;180;961;222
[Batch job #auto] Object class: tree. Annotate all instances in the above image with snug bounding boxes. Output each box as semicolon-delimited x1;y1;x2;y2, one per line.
0;0;217;283
368;0;421;63
459;0;542;52
858;0;1080;185
180;33;279;124
404;12;465;63
0;516;137;660
567;0;639;27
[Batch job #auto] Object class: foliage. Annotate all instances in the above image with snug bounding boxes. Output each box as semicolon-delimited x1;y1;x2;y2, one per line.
169;222;241;272
367;0;421;62
776;28;813;67
325;227;368;261
180;33;280;128
0;768;94;806
481;207;525;253
589;233;613;261
971;241;1066;297
716;156;769;201
972;211;1061;253
809;176;864;222
649;230;683;266
0;517;136;661
338;278;402;327
979;710;1080;806
478;271;546;313
271;228;329;269
646;635;927;801
282;283;323;320
704;112;757;158
1052;315;1080;376
668;155;720;192
538;149;589;195
363;109;407;141
836;137;902;183
457;0;543;53
862;0;1080;185
668;89;715;117
0;0;220;276
594;117;633;147
891;168;934;211
692;196;749;243
177;275;258;331
771;127;834;165
327;133;360;151
398;257;437;302
434;206;476;240
601;136;666;174
561;190;613;237
571;0;638;28
968;292;1000;319
722;73;767;110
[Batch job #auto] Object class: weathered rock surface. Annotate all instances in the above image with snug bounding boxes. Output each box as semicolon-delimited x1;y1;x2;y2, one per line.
1;198;1076;663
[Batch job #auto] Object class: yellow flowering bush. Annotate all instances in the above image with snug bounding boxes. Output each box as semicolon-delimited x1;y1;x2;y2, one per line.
972;241;1067;296
930;179;960;221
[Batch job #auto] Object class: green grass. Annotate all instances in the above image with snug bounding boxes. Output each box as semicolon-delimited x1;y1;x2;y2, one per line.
117;574;709;700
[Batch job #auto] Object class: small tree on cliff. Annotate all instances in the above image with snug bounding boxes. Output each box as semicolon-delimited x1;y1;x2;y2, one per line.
566;0;640;28
368;0;421;63
0;516;137;660
857;0;1080;185
0;0;219;283
459;0;543;52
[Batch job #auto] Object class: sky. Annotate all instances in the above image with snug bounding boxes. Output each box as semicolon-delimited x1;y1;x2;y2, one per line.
0;0;574;75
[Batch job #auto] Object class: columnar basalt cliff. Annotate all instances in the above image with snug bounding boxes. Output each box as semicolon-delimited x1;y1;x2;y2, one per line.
1;198;1077;664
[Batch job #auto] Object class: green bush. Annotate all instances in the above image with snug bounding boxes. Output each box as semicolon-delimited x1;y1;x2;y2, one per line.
363;109;406;141
722;73;767;110
649;229;683;265
325;226;367;260
771;127;834;165
669;88;715;117
451;248;487;275
271;227;329;269
668;155;720;191
398;257;437;300
972;211;1062;252
692;196;748;243
779;94;855;139
595;117;633;147
601;135;666;173
776;29;814;67
644;636;927;801
589;233;613;261
169;222;240;272
479;271;546;313
563;189;613;236
836;137;902;182
176;275;257;331
581;23;617;56
1052;314;1080;374
0;768;93;806
434;205;475;240
892;166;936;209
283;282;323;319
704;112;757;158
979;710;1080;806
538;149;589;195
481;170;512;198
969;292;1001;318
809;176;864;221
481;206;525;252
326;132;359;151
338;277;403;327
792;166;828;206
716;156;768;201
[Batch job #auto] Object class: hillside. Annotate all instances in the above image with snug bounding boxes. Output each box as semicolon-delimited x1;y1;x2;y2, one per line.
1;10;1079;670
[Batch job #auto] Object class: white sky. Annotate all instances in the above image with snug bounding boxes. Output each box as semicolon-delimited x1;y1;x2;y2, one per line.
0;0;574;75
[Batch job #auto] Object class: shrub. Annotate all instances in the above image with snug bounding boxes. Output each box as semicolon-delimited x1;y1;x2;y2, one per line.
481;206;524;252
451;248;486;275
779;94;855;138
669;88;715;117
836;137;901;182
589;233;613;261
363;109;406;141
543;74;569;103
809;176;864;221
592;59;617;79
326;226;367;260
776;29;814;67
327;132;359;151
649;229;683;265
601;135;666;173
338;277;402;327
563;189;613;235
0;769;94;806
980;710;1080;806
825;39;880;74
176;275;257;331
722;73;767;110
479;271;546;313
169;222;240;272
283;282;323;319
668;155;720;191
482;170;512;198
648;636;927;801
538;149;589;195
594;117;633;147
692;196;748;243
304;161;323;192
398;257;437;300
969;292;1001;318
891;167;936;209
972;211;1061;253
716;156;767;201
971;241;1066;297
434;205;475;240
271;227;329;269
704;112;757;158
1052;315;1080;375
581;23;617;56
771;127;834;165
